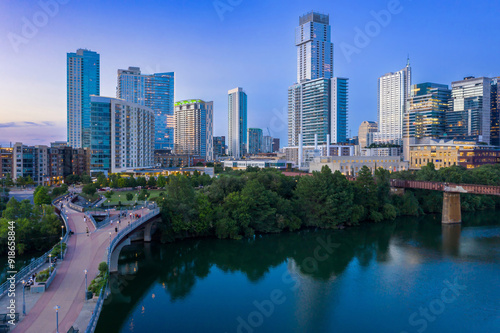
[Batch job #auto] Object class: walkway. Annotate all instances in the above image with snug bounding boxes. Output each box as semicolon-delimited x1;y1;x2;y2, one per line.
12;199;151;333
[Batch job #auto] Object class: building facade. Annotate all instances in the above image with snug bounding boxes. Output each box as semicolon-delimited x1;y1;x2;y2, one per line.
272;138;280;152
0;147;13;179
228;87;247;158
154;150;195;168
375;60;412;145
90;96;155;175
213;136;226;160
331;77;349;143
447;77;492;144
358;121;378;148
67;49;100;149
248;128;263;155
309;156;408;176
174;99;214;161
117;67;175;150
262;136;273;153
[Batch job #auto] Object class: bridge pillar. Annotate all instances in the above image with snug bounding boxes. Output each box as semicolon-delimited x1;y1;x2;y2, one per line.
110;238;131;273
144;221;155;242
442;192;461;224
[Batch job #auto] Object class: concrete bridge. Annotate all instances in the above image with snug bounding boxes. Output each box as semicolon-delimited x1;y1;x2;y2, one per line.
390;179;500;224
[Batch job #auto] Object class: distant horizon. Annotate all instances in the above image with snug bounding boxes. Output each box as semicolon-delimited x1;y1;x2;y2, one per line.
2;0;500;147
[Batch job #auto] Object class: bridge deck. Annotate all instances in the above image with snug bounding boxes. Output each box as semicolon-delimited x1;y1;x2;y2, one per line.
390;179;500;196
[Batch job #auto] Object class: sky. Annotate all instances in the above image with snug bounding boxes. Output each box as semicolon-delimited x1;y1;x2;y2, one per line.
1;0;500;147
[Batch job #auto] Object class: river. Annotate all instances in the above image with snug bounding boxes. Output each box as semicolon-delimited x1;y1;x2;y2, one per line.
95;212;500;333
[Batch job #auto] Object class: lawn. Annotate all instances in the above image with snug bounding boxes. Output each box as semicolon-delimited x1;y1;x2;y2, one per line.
102;189;165;205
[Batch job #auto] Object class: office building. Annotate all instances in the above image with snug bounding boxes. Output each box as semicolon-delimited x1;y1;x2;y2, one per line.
331;77;349;143
228;87;247;158
174;99;214;161
272;138;280;152
262;136;273;153
90;96;155;175
409;139;500;170
67;49;100;148
375;60;412;145
358;121;378;148
447;77;492;144
0;147;13;179
117;67;175;150
213;136;226;160
154;150;195;168
248;128;263;155
12;143;49;185
491;78;500;146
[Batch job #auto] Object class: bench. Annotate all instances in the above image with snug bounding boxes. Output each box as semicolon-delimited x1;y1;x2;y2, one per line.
67;326;79;333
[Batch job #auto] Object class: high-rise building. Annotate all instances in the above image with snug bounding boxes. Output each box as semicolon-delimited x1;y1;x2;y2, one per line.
117;67;175;150
331;77;349;143
296;12;333;83
67;49;100;148
90;96;155;175
272;138;280;152
12;143;49;185
490;78;500;146
248;128;263;155
228;87;247;158
174;99;214;161
375;60;412;144
262;136;273;153
358;121;378;148
287;12;348;152
447;77;492;144
213;136;226;160
0;147;13;179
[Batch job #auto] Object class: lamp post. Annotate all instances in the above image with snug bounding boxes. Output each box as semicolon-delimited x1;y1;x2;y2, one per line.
60;237;63;260
108;232;112;254
54;305;60;333
84;269;88;301
22;280;26;315
49;253;52;266
60;225;64;259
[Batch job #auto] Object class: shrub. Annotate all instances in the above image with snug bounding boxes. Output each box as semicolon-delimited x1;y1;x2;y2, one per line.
36;266;55;283
98;261;108;273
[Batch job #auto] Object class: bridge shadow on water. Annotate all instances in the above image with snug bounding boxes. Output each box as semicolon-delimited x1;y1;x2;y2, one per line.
95;211;500;332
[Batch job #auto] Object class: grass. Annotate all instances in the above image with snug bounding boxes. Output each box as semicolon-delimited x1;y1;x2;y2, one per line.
102;190;165;205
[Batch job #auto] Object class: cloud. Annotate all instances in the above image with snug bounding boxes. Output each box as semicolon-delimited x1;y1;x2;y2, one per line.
0;121;56;128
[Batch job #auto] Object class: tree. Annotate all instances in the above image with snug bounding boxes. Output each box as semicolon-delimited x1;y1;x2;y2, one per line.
34;186;51;206
117;178;127;188
81;174;92;184
83;183;97;197
157;175;166;188
126;193;134;201
97;174;108;188
136;177;147;187
147;177;157;187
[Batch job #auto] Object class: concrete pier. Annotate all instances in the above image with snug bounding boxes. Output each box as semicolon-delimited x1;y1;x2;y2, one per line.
442;192;461;224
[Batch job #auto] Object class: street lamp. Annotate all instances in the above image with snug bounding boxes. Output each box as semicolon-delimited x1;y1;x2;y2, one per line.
60;237;63;260
84;269;88;301
109;232;112;251
54;305;60;333
49;253;52;266
22;280;26;315
60;225;64;259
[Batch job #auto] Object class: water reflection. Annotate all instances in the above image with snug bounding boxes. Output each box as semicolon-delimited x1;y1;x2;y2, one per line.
96;211;500;333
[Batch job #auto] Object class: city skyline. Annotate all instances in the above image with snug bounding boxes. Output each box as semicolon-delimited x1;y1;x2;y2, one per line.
2;1;500;146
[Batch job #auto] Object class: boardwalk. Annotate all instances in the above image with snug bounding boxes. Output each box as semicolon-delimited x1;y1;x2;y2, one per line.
13;201;151;333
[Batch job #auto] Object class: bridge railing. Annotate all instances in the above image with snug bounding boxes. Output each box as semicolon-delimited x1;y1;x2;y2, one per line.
0;193;71;297
84;207;160;333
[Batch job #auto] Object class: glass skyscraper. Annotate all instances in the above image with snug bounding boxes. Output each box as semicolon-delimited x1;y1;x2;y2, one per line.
67;49;100;148
248;128;263;155
117;67;174;150
228;87;247;158
288;12;348;148
447;77;491;144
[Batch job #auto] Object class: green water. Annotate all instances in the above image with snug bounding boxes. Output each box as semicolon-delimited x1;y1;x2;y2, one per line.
96;212;500;333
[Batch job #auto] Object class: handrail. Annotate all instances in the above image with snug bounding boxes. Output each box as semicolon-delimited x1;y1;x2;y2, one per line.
84;207;160;333
0;193;71;297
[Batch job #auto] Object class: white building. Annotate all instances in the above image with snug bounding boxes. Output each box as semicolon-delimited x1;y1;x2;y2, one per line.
89;96;155;175
223;160;289;170
309;156;409;176
375;60;412;145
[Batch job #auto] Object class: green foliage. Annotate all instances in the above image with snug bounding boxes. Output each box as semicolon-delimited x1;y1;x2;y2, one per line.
147;177;157;187
36;266;55;283
136;177;147;187
98;261;108;273
83;183;97;196
34;186;52;206
157;175;166;188
50;242;67;258
126;193;134;201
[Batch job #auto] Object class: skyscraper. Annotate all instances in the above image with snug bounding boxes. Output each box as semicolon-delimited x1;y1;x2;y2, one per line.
287;12;348;150
376;60;411;145
228;87;247;158
296;12;333;83
174;99;214;161
447;77;492;144
67;49;100;148
89;96;155;175
491;78;500;146
248;128;263;155
117;67;175;150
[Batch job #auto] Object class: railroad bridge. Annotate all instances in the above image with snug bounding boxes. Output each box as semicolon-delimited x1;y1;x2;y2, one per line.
390;180;500;224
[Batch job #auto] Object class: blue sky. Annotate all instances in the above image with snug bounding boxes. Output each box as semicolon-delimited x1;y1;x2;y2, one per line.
1;0;500;146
